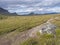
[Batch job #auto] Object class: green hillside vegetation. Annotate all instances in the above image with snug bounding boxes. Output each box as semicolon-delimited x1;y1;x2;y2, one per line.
0;14;60;45
21;14;60;45
0;14;60;35
21;29;60;45
21;28;60;45
0;14;8;20
21;34;60;45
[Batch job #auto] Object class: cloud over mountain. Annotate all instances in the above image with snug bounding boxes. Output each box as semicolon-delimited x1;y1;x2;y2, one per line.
0;0;60;15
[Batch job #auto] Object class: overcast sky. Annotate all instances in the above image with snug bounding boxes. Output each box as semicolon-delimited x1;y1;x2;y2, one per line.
0;0;60;14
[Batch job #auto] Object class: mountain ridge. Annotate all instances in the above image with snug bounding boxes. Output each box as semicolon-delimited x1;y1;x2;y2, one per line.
0;7;17;15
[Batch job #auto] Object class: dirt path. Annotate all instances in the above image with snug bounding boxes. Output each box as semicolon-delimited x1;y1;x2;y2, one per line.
0;17;59;45
0;25;42;45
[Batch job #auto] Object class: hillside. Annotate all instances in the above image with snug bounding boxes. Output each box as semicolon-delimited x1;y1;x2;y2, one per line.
0;7;17;15
0;14;60;45
0;7;10;14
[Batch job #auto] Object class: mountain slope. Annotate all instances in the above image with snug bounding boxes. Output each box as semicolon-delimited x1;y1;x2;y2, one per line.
0;7;17;15
0;7;9;14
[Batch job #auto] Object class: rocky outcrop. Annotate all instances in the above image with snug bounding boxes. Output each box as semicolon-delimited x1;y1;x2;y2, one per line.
39;17;60;35
39;22;56;34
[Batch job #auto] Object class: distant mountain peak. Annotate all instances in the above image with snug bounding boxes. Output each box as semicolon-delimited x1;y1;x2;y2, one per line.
0;7;17;15
0;7;9;14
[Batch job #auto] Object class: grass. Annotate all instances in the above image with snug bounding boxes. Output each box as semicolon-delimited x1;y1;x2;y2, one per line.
0;14;60;45
0;14;52;35
0;14;60;35
19;14;60;45
0;14;8;20
21;29;60;45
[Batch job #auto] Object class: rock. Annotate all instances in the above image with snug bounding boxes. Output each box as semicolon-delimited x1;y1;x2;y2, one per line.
39;18;56;34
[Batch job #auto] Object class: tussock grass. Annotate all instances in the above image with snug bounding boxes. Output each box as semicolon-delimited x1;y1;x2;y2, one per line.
22;29;60;45
0;14;60;36
20;14;60;45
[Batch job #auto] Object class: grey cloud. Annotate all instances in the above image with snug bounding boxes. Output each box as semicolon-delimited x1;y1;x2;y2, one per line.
0;0;60;14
